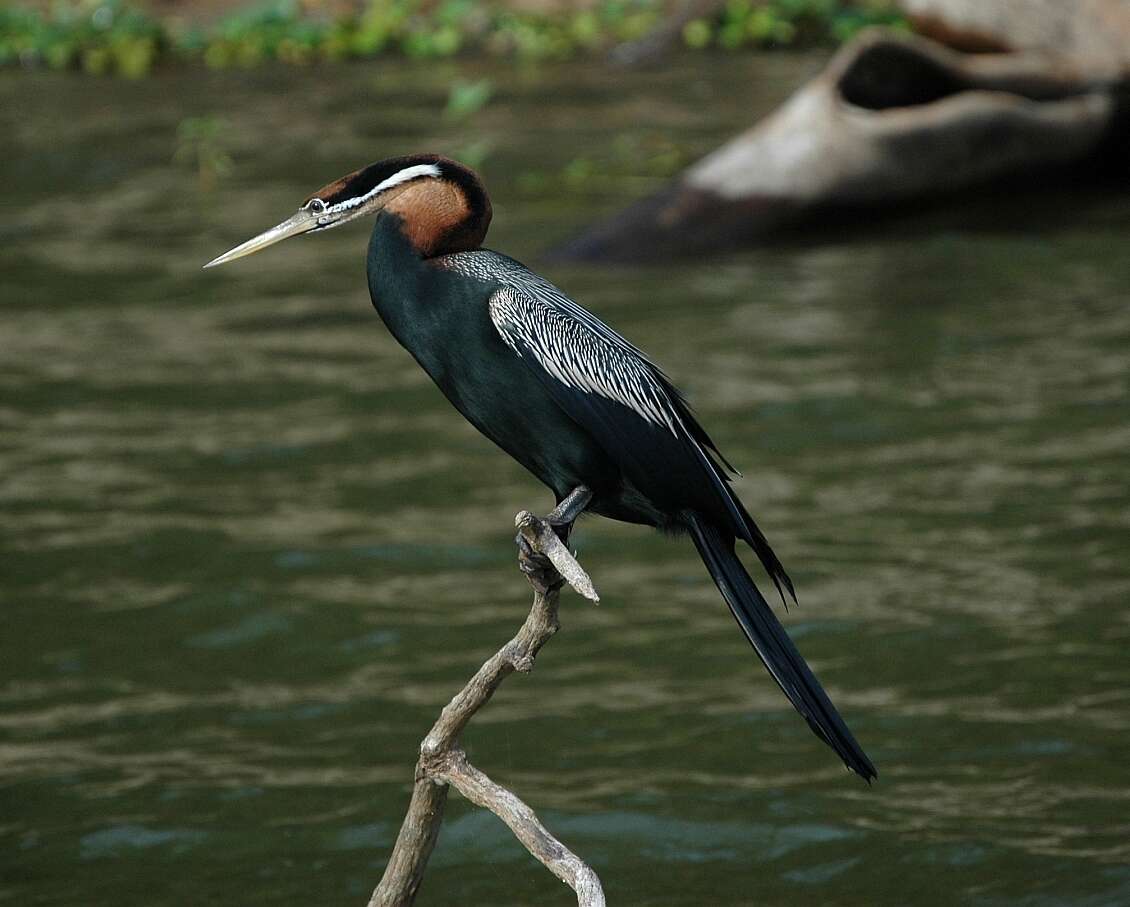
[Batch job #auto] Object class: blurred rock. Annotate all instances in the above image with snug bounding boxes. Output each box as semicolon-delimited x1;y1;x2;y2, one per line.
551;30;1128;262
900;0;1130;73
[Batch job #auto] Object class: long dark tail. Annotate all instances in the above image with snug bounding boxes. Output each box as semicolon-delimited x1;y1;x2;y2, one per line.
688;515;877;781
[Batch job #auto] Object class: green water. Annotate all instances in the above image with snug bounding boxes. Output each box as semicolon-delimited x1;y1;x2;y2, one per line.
2;54;1129;906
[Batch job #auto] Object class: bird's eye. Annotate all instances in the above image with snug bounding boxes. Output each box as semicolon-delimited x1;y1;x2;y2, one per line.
307;198;327;215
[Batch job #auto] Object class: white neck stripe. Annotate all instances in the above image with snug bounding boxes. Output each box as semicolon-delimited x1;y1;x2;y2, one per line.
328;163;442;214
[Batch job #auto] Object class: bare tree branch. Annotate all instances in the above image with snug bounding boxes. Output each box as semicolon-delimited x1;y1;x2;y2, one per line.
440;752;605;906
367;508;605;907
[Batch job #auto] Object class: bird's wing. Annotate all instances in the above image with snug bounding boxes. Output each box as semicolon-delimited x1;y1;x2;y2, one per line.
488;285;683;436
479;260;792;601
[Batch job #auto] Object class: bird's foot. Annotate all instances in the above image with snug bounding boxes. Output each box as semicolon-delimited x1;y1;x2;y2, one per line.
513;487;598;601
515;529;564;595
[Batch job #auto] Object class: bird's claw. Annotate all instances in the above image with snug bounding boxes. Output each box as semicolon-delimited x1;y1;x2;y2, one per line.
515;529;564;595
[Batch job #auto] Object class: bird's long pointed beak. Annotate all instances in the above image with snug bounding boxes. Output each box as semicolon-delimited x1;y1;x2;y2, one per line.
203;209;318;268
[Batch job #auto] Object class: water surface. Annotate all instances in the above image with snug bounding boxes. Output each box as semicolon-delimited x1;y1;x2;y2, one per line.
2;54;1129;906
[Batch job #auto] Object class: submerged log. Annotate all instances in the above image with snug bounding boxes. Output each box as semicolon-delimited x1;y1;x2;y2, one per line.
551;30;1129;262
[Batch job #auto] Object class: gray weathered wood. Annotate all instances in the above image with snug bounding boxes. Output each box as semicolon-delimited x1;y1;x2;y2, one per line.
367;509;604;907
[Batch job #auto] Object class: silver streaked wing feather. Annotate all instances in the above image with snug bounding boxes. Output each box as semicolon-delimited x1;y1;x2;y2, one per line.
438;251;662;359
488;286;680;434
438;249;686;434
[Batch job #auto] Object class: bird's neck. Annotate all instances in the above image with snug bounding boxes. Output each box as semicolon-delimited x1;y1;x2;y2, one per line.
366;213;466;370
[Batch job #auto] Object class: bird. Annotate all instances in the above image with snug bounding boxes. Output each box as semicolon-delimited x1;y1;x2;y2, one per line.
205;153;876;781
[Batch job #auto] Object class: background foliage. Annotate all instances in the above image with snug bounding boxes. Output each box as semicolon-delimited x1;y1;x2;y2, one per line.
1;0;905;76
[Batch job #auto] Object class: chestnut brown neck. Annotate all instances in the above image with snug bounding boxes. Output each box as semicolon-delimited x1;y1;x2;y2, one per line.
382;176;492;258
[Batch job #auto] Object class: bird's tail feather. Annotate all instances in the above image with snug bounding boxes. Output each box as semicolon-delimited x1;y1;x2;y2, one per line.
687;515;876;781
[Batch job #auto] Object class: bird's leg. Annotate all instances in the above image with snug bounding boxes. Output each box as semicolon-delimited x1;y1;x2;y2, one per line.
515;486;593;593
546;485;593;544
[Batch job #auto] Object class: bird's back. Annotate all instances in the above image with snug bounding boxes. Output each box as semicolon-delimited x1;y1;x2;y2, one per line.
428;251;752;532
